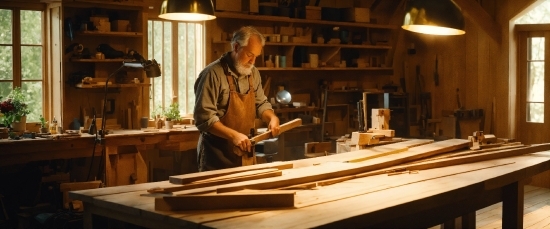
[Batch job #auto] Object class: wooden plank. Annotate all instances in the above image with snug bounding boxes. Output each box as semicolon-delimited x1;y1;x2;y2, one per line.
213;139;469;193
155;191;296;211
169;161;293;184
350;131;383;145
251;118;302;142
148;169;282;194
292;139;434;168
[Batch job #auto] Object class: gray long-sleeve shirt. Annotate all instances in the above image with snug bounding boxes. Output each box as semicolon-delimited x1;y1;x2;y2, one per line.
193;53;273;132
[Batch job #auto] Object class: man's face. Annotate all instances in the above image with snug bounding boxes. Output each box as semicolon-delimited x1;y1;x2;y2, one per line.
234;35;262;76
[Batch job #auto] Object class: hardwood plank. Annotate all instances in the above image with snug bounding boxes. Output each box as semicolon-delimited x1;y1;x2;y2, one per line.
155;191;296;211
212;139;468;193
148;169;282;194
168;161;293;184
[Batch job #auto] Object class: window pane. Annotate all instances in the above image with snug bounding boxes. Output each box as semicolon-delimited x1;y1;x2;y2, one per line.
163;21;173;106
151;20;163;114
178;23;188;115
21;82;42;122
527;102;544;123
529;37;545;60
0;46;13;80
0;82;13;98
20;10;42;45
528;61;544;102
21;46;42;80
0;9;12;44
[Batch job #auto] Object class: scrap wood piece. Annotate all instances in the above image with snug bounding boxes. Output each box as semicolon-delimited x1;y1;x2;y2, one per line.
149;169;282;194
169;161;293;184
216;139;469;193
350;131;385;145
155;190;296;211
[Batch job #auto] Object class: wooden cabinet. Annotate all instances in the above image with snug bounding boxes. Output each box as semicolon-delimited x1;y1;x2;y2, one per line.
46;0;149;130
210;11;396;74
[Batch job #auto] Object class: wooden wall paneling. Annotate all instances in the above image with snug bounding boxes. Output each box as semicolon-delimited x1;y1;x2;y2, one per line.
453;0;501;43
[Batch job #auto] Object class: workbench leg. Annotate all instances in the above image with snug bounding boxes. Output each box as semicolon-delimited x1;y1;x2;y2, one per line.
82;207;93;229
502;181;524;229
461;212;476;229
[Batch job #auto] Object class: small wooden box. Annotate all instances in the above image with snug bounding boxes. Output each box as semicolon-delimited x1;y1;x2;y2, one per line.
342;7;370;23
112;20;130;32
305;6;321;20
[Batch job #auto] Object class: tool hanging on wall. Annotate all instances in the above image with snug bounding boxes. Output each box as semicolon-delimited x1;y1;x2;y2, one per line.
357;101;365;131
413;65;424;105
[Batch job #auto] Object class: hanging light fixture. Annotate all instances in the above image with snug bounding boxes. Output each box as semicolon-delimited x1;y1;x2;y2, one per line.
159;0;216;21
402;0;465;35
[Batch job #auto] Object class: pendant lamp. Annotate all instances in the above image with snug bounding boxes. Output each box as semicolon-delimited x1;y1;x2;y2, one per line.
402;0;465;35
159;0;216;21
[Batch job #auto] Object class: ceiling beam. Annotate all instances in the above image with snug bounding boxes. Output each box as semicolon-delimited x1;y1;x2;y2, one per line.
453;0;501;43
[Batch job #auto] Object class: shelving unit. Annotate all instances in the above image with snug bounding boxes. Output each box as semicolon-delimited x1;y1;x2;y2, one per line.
47;0;148;130
210;11;396;73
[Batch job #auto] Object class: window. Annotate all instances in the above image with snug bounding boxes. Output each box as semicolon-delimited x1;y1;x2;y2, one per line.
0;8;44;122
147;20;205;117
526;37;545;123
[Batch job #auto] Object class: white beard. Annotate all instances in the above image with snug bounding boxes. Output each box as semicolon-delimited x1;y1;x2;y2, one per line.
235;62;253;76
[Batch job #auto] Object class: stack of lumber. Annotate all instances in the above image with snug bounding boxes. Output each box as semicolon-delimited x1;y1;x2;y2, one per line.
151;139;550;211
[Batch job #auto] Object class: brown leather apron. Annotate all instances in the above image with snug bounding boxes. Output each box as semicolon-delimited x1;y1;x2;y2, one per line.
198;55;256;171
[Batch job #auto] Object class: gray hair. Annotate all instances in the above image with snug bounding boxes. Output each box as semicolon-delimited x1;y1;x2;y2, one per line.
230;26;266;50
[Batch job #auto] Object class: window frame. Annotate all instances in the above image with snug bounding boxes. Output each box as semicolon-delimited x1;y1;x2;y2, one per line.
147;19;206;118
0;4;47;123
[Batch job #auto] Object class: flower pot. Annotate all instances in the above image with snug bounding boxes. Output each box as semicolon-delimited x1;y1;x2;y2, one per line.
40;127;48;133
165;121;173;129
11;116;26;132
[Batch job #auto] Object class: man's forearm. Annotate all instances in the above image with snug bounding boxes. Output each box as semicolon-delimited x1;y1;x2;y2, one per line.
207;121;241;140
261;109;277;123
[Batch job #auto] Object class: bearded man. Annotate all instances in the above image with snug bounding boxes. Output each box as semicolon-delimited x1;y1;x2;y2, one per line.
193;26;280;171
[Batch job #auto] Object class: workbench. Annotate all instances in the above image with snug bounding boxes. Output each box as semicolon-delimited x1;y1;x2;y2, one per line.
0;127;200;186
69;140;550;228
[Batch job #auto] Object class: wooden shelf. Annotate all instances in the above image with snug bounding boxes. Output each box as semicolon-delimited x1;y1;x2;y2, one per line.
70;58;130;63
258;67;393;71
212;41;392;50
76;31;143;37
275;106;318;113
214;11;398;30
75;83;151;88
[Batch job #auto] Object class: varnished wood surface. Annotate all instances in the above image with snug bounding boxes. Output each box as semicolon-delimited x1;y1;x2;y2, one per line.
69;141;550;228
0;127;199;167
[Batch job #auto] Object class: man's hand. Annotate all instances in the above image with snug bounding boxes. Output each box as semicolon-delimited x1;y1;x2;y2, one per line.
232;132;253;153
268;117;280;136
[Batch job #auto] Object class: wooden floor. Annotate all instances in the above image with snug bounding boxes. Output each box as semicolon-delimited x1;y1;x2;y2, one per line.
430;185;550;228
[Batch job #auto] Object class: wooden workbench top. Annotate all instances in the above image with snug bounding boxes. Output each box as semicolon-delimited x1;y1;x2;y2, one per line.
69;139;550;228
0;126;199;167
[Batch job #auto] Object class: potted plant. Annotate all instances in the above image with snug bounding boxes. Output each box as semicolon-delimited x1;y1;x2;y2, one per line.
39;115;49;133
163;103;181;129
0;87;31;132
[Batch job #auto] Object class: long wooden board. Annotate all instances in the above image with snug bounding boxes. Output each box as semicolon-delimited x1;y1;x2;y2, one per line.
169;161;293;184
148;169;282;193
251;118;302;142
281;143;550;190
211;139;469;193
155;190;296;211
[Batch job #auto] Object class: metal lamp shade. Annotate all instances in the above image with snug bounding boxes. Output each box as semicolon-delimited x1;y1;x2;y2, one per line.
402;0;465;35
159;0;216;21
